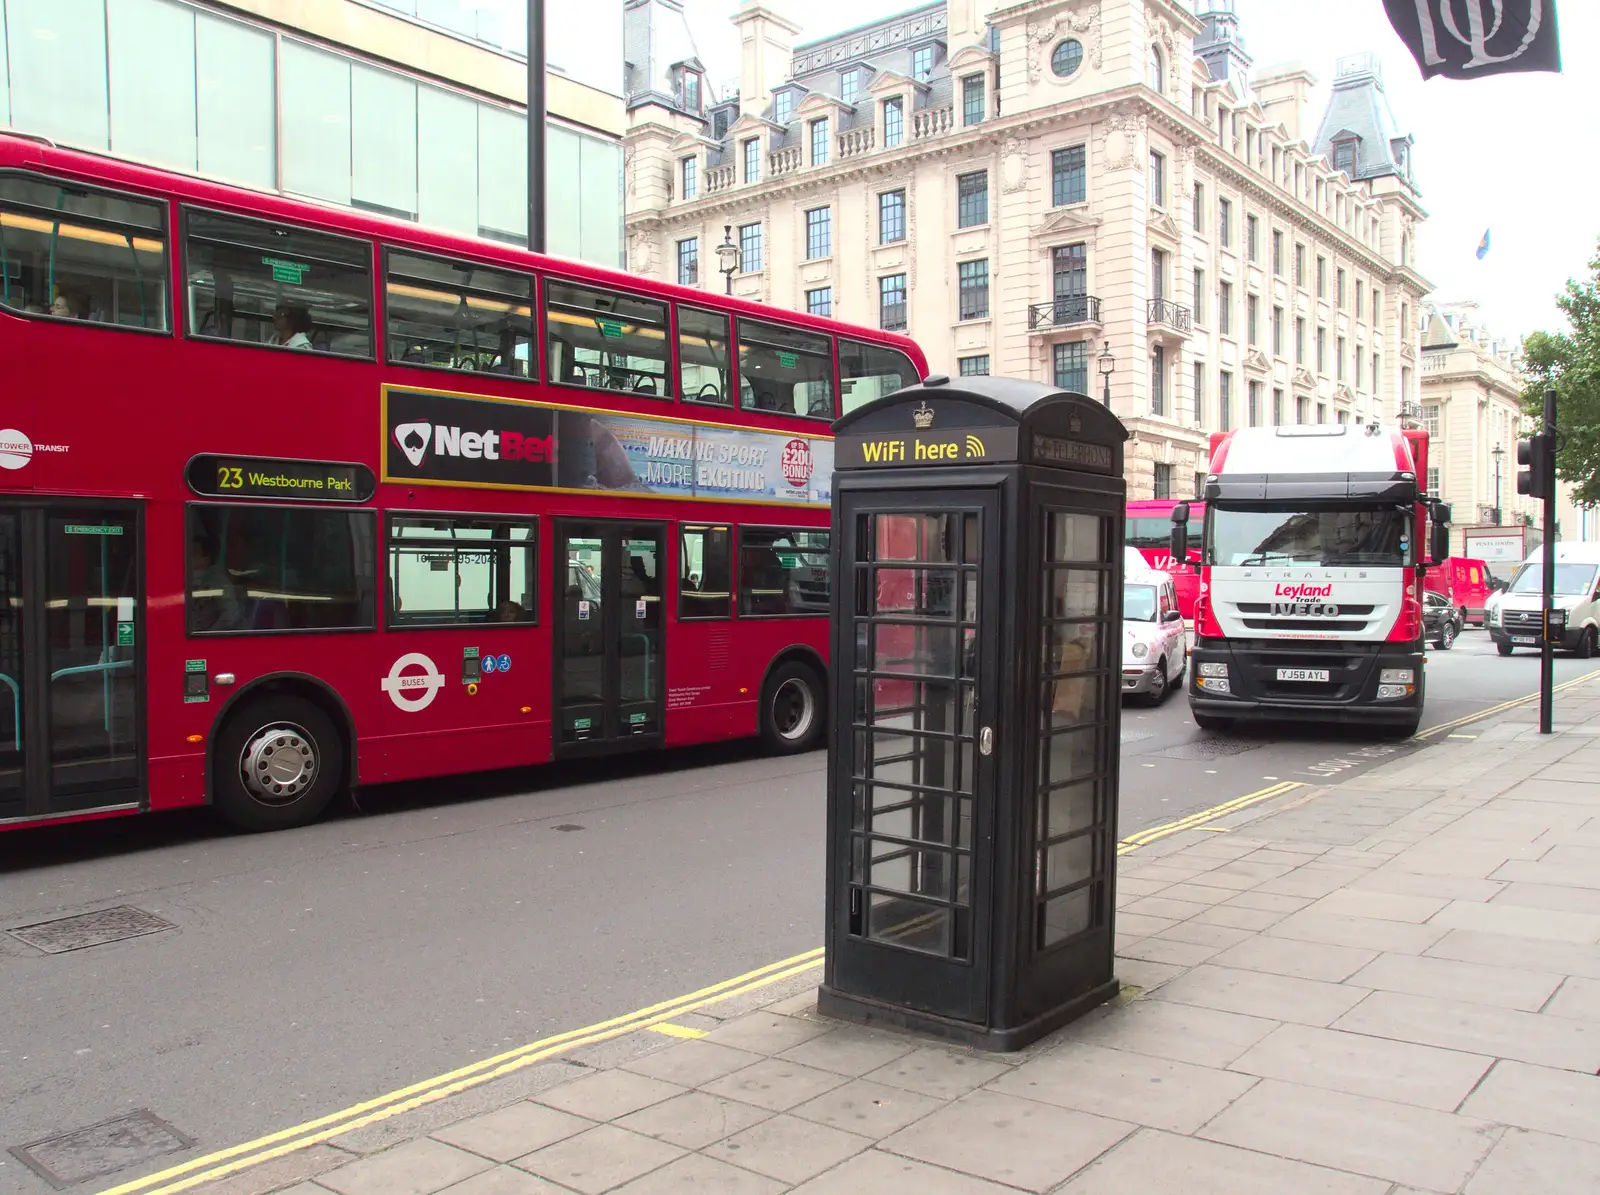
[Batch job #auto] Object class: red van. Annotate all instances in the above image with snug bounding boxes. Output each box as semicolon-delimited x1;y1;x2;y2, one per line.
1426;557;1493;625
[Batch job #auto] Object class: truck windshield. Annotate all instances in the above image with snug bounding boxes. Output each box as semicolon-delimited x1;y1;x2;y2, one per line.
1207;506;1412;568
1124;584;1158;622
1510;563;1597;597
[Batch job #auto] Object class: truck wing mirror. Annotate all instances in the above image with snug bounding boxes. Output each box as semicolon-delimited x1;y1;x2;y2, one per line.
1429;523;1450;565
1170;523;1189;569
1171;502;1191;526
1433;500;1453;525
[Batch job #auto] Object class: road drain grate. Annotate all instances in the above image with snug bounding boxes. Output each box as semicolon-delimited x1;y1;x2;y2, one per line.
11;1111;193;1188
9;906;175;954
1157;738;1264;760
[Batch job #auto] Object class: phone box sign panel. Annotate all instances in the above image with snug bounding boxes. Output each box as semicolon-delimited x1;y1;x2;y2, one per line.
385;387;832;506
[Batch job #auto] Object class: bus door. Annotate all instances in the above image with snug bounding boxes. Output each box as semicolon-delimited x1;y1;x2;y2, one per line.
553;520;666;755
0;503;143;824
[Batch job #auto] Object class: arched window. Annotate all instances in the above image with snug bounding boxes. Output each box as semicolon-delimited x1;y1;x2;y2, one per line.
1148;46;1164;92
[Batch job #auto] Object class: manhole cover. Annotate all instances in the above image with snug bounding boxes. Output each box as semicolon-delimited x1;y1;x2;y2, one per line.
1157;737;1263;760
9;906;174;954
11;1111;193;1188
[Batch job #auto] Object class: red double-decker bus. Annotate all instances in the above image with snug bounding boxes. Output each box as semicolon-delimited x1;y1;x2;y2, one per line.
0;133;927;832
1126;499;1205;619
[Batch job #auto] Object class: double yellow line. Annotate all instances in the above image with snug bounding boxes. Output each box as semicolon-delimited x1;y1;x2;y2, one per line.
1413;667;1600;740
98;949;825;1195
1117;780;1303;854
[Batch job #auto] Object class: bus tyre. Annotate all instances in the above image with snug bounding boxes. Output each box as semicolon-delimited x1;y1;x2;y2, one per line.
1193;712;1232;732
214;696;343;832
760;661;825;755
1497;642;1515;657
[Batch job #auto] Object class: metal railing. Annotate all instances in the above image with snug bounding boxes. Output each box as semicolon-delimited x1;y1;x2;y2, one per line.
1148;298;1193;332
1028;295;1102;330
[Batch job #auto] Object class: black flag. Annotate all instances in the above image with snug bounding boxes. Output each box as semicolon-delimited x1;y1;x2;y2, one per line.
1384;0;1561;80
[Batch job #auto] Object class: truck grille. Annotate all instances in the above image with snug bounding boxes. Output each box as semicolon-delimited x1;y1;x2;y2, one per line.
1232;603;1376;634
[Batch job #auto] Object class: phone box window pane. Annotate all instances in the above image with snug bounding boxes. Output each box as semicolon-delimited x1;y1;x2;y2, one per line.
1048;512;1103;562
1046;569;1102;619
1040;887;1092;947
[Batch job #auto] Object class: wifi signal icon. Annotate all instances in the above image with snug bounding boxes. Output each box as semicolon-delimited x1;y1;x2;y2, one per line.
964;434;985;458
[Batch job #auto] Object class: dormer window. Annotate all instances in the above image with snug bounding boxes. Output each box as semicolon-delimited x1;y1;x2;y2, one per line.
912;45;934;81
773;89;794;124
1332;137;1357;178
840;68;859;105
676;67;702;113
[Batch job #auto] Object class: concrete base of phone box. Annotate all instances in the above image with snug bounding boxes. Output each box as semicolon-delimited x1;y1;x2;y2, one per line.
816;977;1122;1053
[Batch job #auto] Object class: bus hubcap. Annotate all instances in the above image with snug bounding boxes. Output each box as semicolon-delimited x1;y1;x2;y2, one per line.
240;723;318;806
773;678;816;742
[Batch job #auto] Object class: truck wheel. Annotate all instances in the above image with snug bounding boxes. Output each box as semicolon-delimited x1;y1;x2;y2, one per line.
1386;716;1422;739
760;661;825;754
213;696;343;832
1496;642;1514;657
1193;712;1233;732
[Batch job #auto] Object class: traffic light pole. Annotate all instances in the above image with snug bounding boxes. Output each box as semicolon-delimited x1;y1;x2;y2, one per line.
1540;387;1557;734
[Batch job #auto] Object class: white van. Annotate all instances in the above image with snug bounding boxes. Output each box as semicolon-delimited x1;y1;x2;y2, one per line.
1488;542;1600;657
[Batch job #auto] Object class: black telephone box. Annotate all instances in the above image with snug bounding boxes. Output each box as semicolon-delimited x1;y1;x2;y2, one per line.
819;376;1130;1050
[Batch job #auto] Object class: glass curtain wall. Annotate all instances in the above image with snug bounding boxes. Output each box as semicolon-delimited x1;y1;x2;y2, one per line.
0;0;622;266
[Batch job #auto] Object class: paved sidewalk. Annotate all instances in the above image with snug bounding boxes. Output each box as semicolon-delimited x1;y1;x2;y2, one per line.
200;694;1600;1195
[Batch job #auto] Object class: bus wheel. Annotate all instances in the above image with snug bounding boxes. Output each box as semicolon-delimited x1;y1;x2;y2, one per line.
761;661;825;754
214;696;343;832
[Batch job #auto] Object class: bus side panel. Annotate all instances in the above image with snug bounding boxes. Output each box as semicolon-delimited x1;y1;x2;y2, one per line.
664;618;827;748
147;501;209;811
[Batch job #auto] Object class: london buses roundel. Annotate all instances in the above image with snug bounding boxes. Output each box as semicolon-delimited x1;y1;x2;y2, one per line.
382;652;445;712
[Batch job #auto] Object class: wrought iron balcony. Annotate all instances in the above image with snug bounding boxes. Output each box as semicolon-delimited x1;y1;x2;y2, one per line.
1147;298;1193;333
1027;295;1102;331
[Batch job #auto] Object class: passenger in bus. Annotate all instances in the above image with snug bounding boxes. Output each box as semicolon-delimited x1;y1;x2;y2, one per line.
50;290;90;320
495;600;524;622
189;538;246;633
273;305;314;349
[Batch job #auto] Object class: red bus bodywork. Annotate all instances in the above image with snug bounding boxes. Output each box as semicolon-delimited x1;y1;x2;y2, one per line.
0;134;928;831
1126;499;1204;619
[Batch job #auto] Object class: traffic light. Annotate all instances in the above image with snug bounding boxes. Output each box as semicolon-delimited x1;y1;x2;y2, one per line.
1516;434;1553;498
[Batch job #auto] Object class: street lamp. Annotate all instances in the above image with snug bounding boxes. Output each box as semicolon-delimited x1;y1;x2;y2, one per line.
1098;343;1115;407
1492;442;1505;525
715;224;740;295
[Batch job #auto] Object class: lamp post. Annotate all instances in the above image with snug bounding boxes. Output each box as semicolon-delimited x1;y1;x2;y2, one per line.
1098;343;1115;407
526;0;546;253
715;224;740;295
1492;442;1505;525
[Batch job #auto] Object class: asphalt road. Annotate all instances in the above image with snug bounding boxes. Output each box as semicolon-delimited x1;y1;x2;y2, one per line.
0;627;1594;1194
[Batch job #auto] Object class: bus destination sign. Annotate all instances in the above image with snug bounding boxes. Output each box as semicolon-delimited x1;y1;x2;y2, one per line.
384;386;834;506
187;455;376;503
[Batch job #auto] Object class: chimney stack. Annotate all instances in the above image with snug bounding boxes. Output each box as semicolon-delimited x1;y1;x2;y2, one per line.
732;1;801;120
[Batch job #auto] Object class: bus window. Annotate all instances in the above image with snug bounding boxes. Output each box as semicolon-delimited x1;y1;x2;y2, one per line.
387;514;537;627
737;320;834;419
679;525;731;619
739;528;830;616
0;174;168;330
545;280;669;396
839;338;917;414
679;306;731;406
183;208;372;357
187;505;377;634
385;250;533;377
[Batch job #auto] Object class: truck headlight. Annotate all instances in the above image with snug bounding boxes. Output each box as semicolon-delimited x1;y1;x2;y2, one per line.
1380;669;1414;684
1197;677;1231;693
1132;642;1149;659
1198;662;1229;678
1376;684;1412;700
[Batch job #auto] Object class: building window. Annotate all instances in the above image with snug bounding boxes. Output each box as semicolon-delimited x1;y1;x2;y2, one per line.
959;354;990;376
957;171;988;227
738;222;762;273
1248;380;1261;426
1247;214;1260;262
806;287;833;317
1219;282;1233;335
1294;394;1307;423
1153;462;1173;499
878;189;906;243
773;89;794;125
1219;371;1233;431
1149;150;1166;207
1193;471;1206;499
840;68;859;105
879;273;907;330
1148;46;1164;92
681;157;697;200
1374;289;1383;326
681;70;702;113
743;137;761;183
1338;409;1349;425
1052;244;1087;312
1272;230;1284;276
1420;404;1440;439
958;260;989;320
1272;305;1284;356
1294;243;1305;287
810;118;830;166
1055;340;1089;393
1316;255;1327;297
1318;402;1327;424
912;45;934;81
1355;343;1364;388
1295;317;1306;364
1150;248;1167;301
962;74;985;126
1336;334;1345;380
805;207;831;259
1336;267;1346;308
1333;138;1356;177
1193;182;1205;233
883;97;904;147
1273;387;1284;425
1373;352;1381;389
1218;198;1232;248
1317;326;1327;373
1051;39;1084;78
1426;467;1441;499
1192;361;1203;424
1052;145;1087;206
1247;295;1259;346
677;237;698;286
1355;279;1365;320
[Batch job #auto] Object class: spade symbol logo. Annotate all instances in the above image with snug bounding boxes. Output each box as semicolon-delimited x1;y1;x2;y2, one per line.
394;421;432;468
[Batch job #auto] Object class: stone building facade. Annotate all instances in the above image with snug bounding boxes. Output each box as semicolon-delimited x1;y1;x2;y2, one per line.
623;0;1432;498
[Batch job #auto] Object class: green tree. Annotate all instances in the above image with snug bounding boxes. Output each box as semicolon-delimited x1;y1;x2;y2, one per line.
1521;239;1600;503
